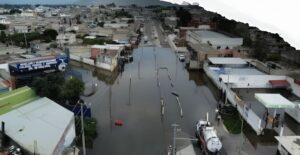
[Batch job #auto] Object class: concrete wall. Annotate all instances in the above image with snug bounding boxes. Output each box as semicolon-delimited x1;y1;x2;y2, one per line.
0;63;8;72
96;62;111;71
202;38;243;49
251;60;288;75
167;35;177;52
204;63;263;135
187;31;243;49
70;54;81;61
82;57;94;65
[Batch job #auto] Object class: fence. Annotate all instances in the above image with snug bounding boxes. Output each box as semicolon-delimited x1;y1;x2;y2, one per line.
204;63;263;135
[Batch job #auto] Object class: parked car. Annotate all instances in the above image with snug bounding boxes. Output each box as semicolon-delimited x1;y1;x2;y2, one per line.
179;54;185;62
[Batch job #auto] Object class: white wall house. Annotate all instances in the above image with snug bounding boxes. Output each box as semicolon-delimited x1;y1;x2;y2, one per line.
13;25;30;33
0;16;11;25
164;17;177;29
104;23;129;29
186;30;243;50
56;33;76;46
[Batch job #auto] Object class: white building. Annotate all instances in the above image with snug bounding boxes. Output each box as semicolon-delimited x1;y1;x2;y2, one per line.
13;25;31;33
164;17;177;29
186;30;243;50
104;23;129;29
0;87;76;155
21;10;36;17
0;15;11;25
57;33;76;46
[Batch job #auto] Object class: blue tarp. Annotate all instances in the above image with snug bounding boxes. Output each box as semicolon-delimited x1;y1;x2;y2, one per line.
64;104;92;118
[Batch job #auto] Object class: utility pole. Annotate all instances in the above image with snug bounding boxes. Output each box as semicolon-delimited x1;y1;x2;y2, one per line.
129;74;132;105
80;102;86;155
171;124;179;155
23;33;28;52
109;85;112;131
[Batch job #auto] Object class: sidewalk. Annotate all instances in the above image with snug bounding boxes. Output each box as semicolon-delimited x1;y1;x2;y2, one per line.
214;119;277;155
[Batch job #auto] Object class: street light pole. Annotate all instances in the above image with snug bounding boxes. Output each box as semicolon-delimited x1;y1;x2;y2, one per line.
171;124;179;155
80;102;86;155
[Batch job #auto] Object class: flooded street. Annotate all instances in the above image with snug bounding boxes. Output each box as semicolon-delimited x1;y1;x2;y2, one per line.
71;47;221;155
67;20;278;155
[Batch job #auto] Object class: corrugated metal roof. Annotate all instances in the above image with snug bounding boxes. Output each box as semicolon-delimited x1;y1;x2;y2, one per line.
0;97;74;155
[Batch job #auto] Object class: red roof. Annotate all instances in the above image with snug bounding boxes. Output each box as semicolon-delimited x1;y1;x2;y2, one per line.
294;79;300;85
269;80;289;87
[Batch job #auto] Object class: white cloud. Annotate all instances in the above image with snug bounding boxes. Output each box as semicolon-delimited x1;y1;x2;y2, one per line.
162;0;300;50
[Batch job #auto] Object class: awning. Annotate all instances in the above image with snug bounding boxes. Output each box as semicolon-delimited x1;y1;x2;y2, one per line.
269;80;289;87
255;93;295;109
294;79;300;86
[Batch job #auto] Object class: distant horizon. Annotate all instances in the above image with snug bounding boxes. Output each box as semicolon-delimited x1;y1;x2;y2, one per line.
0;0;172;6
0;0;76;5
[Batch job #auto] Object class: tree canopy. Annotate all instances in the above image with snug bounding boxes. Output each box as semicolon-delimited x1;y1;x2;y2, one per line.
31;73;85;104
114;9;133;18
64;77;85;103
0;24;6;30
32;73;65;102
82;38;118;45
43;29;58;40
176;7;192;27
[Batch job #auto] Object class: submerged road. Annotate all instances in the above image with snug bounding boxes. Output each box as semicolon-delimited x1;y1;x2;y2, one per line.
70;19;277;155
77;46;222;155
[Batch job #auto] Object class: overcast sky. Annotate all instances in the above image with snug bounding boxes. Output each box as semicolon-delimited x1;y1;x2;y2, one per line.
164;0;300;50
0;0;76;4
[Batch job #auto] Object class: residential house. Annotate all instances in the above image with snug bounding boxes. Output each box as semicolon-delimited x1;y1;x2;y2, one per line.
91;45;124;71
57;33;76;46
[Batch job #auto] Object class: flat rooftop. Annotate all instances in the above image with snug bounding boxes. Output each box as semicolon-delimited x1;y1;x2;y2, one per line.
210;67;265;76
233;88;299;117
208;57;247;65
275;136;300;155
0;97;74;155
193;30;233;39
187;42;218;53
255;93;295;108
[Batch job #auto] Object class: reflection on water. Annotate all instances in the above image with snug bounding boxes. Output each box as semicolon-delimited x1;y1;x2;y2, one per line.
69;47;277;155
188;71;204;86
70;61;119;85
243;123;277;149
284;114;300;135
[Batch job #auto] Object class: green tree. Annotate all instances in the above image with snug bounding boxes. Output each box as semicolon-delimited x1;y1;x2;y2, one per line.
97;21;105;27
64;77;85;103
0;31;7;43
0;24;6;30
114;10;133;18
253;39;269;61
9;9;21;14
127;19;134;24
10;32;41;47
43;29;58;40
176;7;192;27
32;73;65;102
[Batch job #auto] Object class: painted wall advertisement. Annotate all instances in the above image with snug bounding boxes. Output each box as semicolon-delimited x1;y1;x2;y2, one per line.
9;56;69;75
